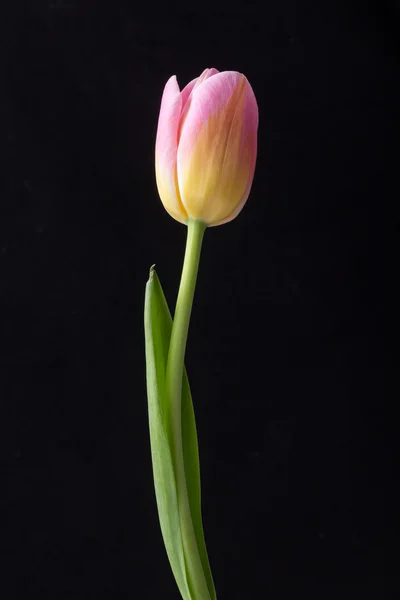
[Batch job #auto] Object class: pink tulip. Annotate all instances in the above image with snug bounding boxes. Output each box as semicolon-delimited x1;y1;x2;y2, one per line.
155;68;258;227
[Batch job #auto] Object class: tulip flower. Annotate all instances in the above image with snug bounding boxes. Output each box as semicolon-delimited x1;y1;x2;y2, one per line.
155;68;258;226
145;68;258;600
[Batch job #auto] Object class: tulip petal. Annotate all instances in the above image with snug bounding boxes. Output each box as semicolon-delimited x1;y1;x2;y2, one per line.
177;71;258;226
180;77;198;114
178;69;220;143
192;68;219;91
215;76;258;226
181;69;219;110
155;76;188;223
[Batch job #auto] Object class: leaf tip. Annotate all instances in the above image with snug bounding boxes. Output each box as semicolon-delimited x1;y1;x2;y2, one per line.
149;264;156;279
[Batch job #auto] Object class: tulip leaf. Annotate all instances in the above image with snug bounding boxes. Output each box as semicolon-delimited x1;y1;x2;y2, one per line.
144;266;216;600
181;369;216;600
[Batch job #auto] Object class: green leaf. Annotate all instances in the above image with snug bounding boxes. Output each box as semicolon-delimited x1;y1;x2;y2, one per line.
182;371;216;599
144;266;216;600
144;267;190;600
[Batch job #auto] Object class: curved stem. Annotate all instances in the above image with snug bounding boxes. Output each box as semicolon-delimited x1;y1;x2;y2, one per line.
165;217;209;598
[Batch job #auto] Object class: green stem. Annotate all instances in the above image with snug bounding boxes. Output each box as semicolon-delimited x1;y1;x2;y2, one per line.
165;217;209;598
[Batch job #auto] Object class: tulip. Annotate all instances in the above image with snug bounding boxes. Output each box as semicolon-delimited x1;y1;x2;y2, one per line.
155;68;258;227
146;68;259;600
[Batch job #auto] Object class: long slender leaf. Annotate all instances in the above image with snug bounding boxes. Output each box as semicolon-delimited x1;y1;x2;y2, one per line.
181;375;216;599
145;267;191;600
144;266;216;600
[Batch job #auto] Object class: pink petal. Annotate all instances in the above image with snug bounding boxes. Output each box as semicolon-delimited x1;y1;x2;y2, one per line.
155;75;188;223
181;69;220;111
177;71;245;162
192;67;219;91
178;68;220;140
216;77;258;225
180;77;199;114
176;71;258;225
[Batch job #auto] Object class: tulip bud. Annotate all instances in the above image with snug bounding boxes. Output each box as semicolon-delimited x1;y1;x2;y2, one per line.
155;68;258;227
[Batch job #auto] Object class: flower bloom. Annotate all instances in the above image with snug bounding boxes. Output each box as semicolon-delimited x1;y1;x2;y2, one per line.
155;68;258;227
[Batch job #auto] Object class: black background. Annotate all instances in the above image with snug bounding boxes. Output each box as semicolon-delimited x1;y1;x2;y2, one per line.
1;1;393;598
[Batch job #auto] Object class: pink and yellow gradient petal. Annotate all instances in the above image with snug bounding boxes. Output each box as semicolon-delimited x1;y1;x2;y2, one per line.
155;75;187;223
177;71;258;226
180;68;219;113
